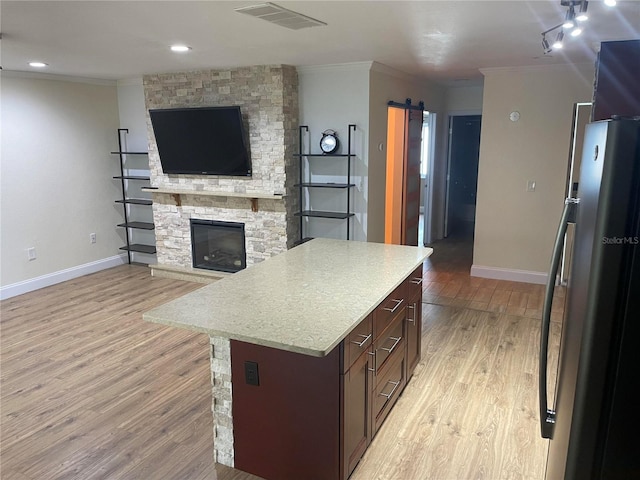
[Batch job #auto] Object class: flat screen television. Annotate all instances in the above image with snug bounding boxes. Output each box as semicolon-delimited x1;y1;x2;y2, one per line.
149;106;251;176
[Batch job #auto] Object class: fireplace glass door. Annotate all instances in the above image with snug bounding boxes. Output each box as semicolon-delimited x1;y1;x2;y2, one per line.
190;219;246;273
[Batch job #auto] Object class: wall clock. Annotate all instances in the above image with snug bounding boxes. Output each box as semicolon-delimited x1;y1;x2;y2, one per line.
320;129;339;154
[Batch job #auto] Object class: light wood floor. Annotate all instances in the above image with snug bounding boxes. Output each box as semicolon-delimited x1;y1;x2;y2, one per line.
0;266;259;480
1;237;557;479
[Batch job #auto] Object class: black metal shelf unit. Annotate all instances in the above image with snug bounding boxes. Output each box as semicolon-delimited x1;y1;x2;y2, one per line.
112;128;156;263
294;124;356;242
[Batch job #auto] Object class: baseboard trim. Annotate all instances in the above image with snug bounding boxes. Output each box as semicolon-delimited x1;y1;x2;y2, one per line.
0;254;127;300
470;265;548;285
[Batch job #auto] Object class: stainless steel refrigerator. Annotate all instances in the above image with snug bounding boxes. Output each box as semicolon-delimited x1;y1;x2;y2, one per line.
539;118;640;480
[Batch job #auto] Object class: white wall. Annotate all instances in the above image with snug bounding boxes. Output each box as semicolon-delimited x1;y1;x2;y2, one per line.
116;78;148;150
445;84;484;113
297;63;370;241
473;64;595;281
0;73;122;297
368;63;446;243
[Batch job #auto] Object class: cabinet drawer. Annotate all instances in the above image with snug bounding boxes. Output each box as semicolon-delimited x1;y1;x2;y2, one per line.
405;264;424;300
373;283;406;339
373;313;405;377
373;347;406;432
344;314;373;371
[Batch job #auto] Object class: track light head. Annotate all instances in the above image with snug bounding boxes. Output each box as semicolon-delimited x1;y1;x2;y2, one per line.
563;6;576;29
542;36;552;54
576;0;589;21
553;31;565;49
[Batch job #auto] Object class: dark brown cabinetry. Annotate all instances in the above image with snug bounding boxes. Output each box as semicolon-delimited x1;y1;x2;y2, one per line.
341;343;373;479
372;310;406;435
230;266;424;480
405;265;424;376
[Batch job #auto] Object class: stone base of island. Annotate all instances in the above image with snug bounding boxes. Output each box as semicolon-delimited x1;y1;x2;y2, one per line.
144;238;432;480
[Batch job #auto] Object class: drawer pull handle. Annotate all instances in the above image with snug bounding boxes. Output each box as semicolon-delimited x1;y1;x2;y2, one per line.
407;303;417;324
379;336;402;354
379;380;401;399
368;351;377;373
382;298;404;313
350;333;372;347
410;277;423;285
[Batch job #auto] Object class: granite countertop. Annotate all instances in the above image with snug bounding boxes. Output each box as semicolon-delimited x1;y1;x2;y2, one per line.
143;238;432;357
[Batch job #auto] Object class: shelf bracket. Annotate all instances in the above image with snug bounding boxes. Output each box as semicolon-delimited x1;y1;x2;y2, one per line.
250;198;259;212
171;193;182;207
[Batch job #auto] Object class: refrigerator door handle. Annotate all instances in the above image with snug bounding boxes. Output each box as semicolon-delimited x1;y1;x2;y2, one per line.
539;197;579;439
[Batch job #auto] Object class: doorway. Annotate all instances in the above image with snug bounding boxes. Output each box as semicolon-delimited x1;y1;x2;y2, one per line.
420;112;436;246
445;115;482;238
384;104;423;246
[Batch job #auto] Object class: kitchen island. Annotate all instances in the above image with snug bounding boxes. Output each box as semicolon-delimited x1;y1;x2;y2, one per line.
144;238;432;480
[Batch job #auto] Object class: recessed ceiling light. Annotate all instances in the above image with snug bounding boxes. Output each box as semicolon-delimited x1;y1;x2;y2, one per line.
604;0;616;6
29;61;48;68
170;45;191;53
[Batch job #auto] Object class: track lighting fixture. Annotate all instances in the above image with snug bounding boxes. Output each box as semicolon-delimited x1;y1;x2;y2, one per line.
539;0;603;54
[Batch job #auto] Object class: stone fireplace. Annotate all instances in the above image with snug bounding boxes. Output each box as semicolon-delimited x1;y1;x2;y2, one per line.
190;219;246;273
143;65;300;280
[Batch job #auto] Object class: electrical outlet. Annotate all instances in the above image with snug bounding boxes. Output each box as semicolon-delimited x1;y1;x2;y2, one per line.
244;361;260;386
90;233;97;244
526;180;536;192
27;247;37;261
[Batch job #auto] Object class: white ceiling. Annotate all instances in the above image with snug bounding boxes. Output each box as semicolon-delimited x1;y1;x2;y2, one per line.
2;1;639;84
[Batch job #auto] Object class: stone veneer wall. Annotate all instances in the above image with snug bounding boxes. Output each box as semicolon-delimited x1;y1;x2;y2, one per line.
142;65;299;268
209;336;234;467
152;195;288;266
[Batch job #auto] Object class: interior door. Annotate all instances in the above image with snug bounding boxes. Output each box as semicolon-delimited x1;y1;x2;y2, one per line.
385;105;423;246
385;107;407;245
445;115;481;237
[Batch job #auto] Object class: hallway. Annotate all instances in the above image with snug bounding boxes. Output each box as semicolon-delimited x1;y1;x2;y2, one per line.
422;234;564;323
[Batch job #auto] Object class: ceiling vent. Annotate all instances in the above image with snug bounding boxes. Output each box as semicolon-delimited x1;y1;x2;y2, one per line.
234;2;327;30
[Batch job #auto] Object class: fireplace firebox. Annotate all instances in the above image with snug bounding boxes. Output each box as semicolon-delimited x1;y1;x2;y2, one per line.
190;219;246;273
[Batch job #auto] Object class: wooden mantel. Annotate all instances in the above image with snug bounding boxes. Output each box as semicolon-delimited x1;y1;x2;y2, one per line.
141;187;284;212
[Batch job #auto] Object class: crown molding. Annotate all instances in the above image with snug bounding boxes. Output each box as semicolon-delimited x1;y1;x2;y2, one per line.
0;69;117;86
117;77;144;87
369;61;419;82
296;61;374;75
479;62;594;77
